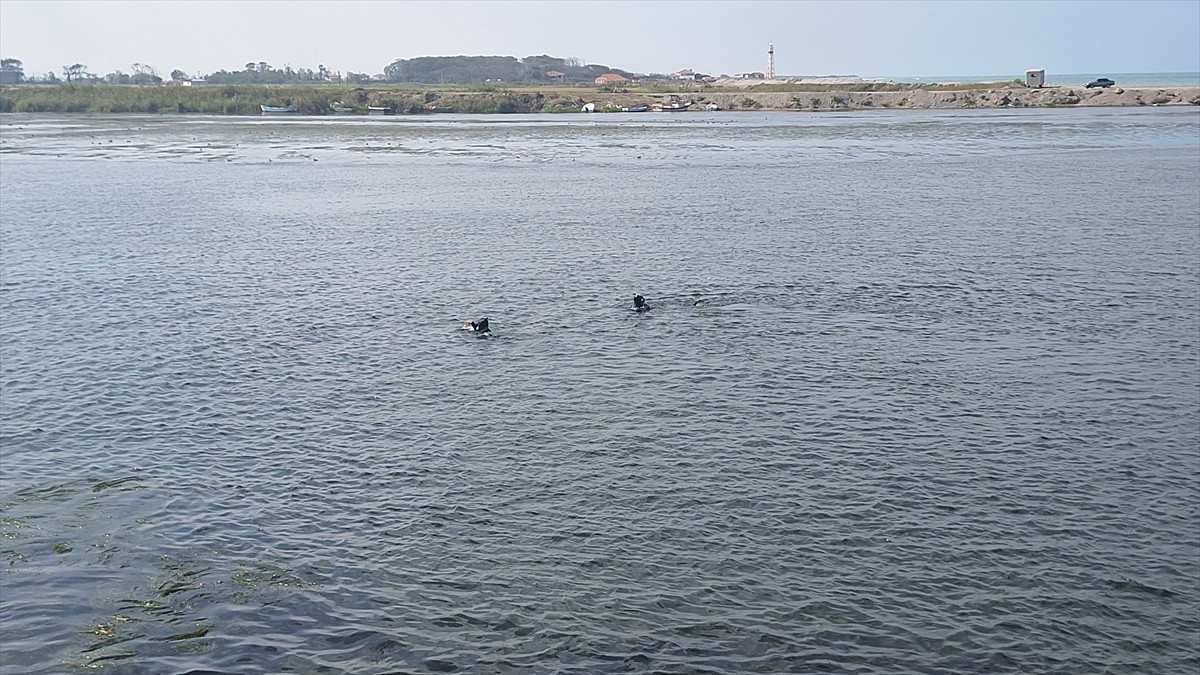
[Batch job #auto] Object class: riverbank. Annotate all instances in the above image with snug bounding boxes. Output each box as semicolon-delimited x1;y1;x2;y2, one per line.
695;86;1200;110
2;83;1197;114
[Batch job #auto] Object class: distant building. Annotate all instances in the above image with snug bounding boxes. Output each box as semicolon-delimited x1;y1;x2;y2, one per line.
595;73;629;85
0;71;20;84
545;70;565;81
670;69;696;80
1025;69;1045;88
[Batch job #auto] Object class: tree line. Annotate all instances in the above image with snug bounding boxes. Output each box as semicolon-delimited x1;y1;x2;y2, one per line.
0;55;640;85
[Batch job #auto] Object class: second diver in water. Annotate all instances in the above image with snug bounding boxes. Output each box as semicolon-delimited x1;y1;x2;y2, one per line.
463;317;491;335
633;294;651;312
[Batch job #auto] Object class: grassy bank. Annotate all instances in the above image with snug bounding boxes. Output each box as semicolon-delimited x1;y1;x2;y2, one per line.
0;83;597;114
0;81;1031;115
0;83;426;114
4;81;1191;115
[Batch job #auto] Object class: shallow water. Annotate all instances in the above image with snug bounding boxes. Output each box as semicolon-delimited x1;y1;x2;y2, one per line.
1;108;1198;674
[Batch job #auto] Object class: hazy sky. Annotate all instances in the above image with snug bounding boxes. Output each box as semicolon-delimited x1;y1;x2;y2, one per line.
1;0;1197;79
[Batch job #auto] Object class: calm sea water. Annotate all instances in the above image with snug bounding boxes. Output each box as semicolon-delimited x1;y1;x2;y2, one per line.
1;109;1198;674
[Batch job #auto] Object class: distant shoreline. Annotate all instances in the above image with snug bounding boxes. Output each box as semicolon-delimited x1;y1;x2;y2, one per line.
695;85;1200;111
2;82;1197;115
864;72;1200;88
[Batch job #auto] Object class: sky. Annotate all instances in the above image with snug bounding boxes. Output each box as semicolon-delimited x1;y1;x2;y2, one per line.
0;0;1197;79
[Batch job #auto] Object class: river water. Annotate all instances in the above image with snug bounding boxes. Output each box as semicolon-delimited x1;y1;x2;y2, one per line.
1;109;1198;674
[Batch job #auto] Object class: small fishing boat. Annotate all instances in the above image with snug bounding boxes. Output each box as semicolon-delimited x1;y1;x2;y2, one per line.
657;94;696;111
658;100;692;112
367;106;394;115
621;105;649;113
260;104;297;115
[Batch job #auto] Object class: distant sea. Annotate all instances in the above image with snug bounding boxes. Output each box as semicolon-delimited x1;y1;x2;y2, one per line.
877;72;1200;87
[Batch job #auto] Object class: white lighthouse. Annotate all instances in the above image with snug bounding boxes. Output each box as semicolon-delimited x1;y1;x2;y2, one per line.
767;43;775;80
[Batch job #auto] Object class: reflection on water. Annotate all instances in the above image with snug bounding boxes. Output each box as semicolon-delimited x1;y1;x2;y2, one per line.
1;108;1198;674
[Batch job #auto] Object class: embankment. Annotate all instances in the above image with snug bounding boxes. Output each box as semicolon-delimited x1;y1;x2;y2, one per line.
690;86;1200;110
2;83;1197;115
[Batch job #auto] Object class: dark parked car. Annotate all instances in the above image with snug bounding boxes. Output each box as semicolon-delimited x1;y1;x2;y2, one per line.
1086;78;1116;88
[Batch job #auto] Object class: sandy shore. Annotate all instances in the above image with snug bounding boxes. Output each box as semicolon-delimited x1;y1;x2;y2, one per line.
380;86;1200;114
565;86;1200;112
2;83;1197;116
696;86;1200;111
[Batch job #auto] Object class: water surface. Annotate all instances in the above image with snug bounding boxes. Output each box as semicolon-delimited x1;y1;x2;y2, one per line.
2;108;1198;674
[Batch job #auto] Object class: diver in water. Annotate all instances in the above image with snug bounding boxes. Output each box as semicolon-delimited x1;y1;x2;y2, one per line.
633;294;650;312
463;317;491;334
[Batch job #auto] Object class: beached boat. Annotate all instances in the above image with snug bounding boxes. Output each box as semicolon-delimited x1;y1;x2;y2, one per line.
657;94;696;111
367;106;394;115
330;102;355;114
621;105;649;113
659;101;692;112
260;104;297;115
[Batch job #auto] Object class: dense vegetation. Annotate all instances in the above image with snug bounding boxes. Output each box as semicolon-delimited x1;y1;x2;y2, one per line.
0;83;585;115
0;55;638;86
2;83;383;114
0;53;1041;116
0;78;1044;116
202;63;370;85
380;55;633;84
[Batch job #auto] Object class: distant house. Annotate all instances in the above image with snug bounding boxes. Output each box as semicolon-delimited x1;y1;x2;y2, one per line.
594;73;629;85
736;72;766;80
0;71;20;85
670;69;697;80
545;70;565;82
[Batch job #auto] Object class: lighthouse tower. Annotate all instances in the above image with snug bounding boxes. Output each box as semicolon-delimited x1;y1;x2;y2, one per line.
767;43;775;80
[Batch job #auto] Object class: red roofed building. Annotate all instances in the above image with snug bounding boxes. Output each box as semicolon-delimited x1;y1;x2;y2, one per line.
595;73;629;85
545;70;565;81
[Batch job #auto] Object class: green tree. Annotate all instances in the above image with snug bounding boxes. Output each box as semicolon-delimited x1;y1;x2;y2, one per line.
131;63;162;85
63;63;86;82
1;58;24;82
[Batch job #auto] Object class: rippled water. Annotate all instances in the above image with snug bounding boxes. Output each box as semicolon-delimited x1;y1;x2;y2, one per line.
2;109;1198;674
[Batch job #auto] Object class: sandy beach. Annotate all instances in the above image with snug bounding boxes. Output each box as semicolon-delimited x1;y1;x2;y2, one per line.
696;85;1200;111
410;84;1200;114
